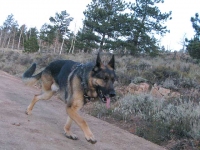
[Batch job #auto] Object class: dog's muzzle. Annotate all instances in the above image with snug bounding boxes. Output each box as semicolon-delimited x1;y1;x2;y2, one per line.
97;88;115;108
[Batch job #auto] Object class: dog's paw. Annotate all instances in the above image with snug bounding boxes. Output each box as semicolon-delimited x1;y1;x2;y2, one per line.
64;132;78;140
85;135;97;144
25;109;32;115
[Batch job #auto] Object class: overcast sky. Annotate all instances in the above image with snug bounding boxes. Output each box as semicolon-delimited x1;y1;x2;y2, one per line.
0;0;199;51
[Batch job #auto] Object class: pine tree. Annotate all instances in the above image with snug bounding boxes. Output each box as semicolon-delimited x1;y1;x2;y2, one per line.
1;14;18;48
186;13;200;59
127;0;172;55
75;27;99;52
80;0;127;51
24;37;39;53
49;10;73;36
39;23;57;50
23;27;39;53
49;10;73;52
191;13;200;37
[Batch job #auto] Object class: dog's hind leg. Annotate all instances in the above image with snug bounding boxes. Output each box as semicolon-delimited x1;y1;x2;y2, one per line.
64;116;78;140
66;106;97;144
26;73;55;115
25;90;54;115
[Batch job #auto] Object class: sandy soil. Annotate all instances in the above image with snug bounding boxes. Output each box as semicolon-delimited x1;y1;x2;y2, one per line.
0;70;166;150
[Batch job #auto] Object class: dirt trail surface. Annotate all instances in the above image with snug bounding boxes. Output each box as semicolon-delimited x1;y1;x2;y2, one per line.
0;71;166;150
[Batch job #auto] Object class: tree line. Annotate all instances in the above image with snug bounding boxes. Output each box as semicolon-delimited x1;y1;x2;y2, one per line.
4;0;199;56
0;11;73;54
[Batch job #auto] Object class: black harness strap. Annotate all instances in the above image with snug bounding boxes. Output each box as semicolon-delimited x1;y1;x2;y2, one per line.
72;63;92;104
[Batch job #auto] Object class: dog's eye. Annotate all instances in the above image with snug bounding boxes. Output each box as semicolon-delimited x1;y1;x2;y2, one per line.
103;77;108;82
112;78;115;82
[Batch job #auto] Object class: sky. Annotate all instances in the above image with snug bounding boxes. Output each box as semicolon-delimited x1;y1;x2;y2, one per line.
0;0;199;51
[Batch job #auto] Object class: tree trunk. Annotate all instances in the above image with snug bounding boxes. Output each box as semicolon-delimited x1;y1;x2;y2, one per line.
7;33;11;49
69;34;76;54
0;30;2;48
38;39;42;53
133;0;147;51
69;37;74;54
60;25;67;55
12;28;16;50
29;29;31;39
99;33;105;52
2;30;8;48
60;38;64;55
18;25;24;50
71;36;76;54
54;30;58;53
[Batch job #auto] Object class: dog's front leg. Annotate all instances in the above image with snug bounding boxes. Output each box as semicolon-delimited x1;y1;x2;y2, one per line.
66;106;97;144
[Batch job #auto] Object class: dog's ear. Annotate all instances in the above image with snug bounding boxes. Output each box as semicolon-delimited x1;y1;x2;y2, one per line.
108;55;115;69
93;53;103;72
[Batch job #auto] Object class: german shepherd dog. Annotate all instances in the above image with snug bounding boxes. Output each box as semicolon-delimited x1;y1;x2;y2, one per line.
23;53;116;144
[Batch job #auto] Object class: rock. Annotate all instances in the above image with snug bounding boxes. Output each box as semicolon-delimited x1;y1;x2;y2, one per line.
150;87;163;98
116;82;180;99
12;122;21;126
132;77;148;84
169;92;180;98
127;83;150;95
158;87;170;97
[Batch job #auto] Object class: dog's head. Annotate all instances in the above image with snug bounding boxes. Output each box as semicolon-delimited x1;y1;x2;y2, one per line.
92;53;116;108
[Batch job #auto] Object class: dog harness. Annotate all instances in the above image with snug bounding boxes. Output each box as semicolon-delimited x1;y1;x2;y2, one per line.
71;63;92;104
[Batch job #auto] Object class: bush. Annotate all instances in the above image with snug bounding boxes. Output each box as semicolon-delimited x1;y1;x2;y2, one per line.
153;66;180;83
113;94;164;122
155;99;200;139
113;94;200;144
88;102;114;118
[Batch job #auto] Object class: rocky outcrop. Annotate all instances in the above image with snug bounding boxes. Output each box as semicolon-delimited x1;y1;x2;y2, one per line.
116;83;180;99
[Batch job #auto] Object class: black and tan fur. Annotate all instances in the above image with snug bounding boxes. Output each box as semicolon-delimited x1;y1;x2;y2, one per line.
23;53;116;144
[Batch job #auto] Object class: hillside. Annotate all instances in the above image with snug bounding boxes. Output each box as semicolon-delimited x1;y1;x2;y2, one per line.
0;70;166;150
0;50;200;149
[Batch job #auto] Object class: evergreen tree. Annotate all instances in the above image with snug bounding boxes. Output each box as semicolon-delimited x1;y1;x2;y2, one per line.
49;10;73;52
26;27;38;39
80;0;127;51
49;10;73;35
23;27;39;53
75;27;99;52
78;0;171;55
49;10;73;41
40;23;49;43
1;14;18;48
191;13;200;37
127;0;172;55
186;38;200;59
186;13;200;59
24;37;39;53
2;14;18;31
39;23;56;50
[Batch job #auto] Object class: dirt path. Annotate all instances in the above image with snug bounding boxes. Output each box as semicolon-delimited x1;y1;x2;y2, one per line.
0;71;166;150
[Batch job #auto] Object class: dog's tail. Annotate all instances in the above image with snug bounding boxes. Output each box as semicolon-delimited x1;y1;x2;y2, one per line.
22;63;42;86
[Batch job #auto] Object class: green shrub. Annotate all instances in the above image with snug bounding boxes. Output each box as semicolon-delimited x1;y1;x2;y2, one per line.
155;99;200;139
163;78;178;90
153;66;180;83
87;101;114;118
136;120;171;144
113;94;200;143
178;77;198;89
113;94;164;122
